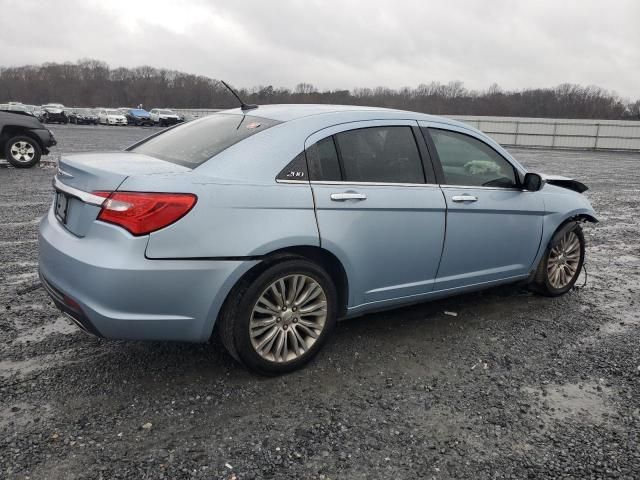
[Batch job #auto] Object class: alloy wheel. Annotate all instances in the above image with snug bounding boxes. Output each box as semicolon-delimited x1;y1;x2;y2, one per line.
249;274;327;363
9;141;36;163
547;230;581;289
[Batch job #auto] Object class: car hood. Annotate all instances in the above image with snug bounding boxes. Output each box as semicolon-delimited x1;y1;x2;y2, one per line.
0;110;44;127
106;115;126;119
541;174;588;193
44;108;64;114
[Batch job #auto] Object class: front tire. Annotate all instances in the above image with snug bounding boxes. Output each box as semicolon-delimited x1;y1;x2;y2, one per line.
218;258;338;375
531;223;585;296
5;136;42;168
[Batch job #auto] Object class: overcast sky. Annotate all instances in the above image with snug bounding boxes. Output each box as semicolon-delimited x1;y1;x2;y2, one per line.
1;0;638;98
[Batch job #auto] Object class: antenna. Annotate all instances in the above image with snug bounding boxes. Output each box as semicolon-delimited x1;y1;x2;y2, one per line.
219;80;257;111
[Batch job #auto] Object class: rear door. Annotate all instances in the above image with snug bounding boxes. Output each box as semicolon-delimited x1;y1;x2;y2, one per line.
421;124;545;290
308;120;446;309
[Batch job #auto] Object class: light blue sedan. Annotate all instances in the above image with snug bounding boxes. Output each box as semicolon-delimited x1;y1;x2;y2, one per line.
39;105;597;374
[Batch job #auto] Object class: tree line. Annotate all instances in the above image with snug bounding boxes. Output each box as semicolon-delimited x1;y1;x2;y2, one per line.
1;59;638;119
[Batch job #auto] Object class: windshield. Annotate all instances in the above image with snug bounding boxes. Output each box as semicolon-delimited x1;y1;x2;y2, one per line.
105;109;121;115
158;109;174;114
129;113;280;167
130;109;149;115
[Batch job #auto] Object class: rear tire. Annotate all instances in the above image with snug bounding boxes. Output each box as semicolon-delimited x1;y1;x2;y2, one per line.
530;222;585;296
218;258;337;375
5;135;42;168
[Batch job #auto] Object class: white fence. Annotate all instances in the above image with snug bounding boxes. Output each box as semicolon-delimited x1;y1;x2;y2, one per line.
449;116;640;151
171;109;640;152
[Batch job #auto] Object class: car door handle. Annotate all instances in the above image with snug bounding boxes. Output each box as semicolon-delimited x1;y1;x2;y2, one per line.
330;192;367;201
451;195;478;202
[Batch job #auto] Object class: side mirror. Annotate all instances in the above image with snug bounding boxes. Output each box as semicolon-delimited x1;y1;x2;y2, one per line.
523;173;544;192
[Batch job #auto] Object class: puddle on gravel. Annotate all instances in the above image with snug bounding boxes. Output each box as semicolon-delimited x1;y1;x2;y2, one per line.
1;261;38;268
14;316;78;344
0;358;49;378
4;272;39;285
0;402;54;430
0;352;72;379
0;219;40;227
523;382;614;424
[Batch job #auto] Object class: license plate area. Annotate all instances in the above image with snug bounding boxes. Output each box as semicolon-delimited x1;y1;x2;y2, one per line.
55;192;70;224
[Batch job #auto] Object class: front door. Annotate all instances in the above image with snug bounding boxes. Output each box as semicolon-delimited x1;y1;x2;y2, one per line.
423;125;545;291
307;121;446;309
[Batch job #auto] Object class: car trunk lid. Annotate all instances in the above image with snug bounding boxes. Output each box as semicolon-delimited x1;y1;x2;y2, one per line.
54;152;191;237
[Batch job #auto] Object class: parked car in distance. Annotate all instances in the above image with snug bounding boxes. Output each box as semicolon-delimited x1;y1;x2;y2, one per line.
24;105;45;122
39;105;597;375
41;103;68;124
1;109;56;167
2;102;26;111
124;108;154;126
68;108;98;125
98;109;128;126
1;104;47;123
149;108;182;126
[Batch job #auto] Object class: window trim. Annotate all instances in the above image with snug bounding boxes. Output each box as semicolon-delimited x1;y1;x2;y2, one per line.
304;125;430;185
422;127;523;189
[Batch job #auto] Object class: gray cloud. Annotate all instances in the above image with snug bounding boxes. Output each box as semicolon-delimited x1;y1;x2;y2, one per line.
0;0;638;98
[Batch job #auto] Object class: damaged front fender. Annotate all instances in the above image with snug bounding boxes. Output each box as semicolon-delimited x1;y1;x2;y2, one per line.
541;174;589;193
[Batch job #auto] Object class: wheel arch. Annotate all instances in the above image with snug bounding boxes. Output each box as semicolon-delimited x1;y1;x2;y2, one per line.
530;209;594;280
245;246;348;317
0;126;45;151
211;245;350;341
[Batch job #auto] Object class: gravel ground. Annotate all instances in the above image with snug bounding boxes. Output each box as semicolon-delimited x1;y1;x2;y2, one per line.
1;124;639;479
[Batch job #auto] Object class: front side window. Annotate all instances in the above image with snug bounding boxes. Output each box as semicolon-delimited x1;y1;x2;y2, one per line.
428;129;518;188
334;126;424;183
130;113;280;167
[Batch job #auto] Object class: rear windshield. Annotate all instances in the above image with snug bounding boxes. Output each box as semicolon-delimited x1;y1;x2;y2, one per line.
129;113;281;167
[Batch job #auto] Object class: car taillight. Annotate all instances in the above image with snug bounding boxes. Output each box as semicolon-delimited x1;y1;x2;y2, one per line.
93;191;197;236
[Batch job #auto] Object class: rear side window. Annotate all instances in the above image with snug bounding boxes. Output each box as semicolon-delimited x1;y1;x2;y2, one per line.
428;128;518;188
307;136;342;181
334;126;424;183
130;113;280;167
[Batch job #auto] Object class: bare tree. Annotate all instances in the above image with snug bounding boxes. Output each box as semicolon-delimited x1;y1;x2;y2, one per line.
0;59;637;119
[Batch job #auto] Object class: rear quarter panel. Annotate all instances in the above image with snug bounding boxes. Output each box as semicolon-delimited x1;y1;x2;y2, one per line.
118;173;320;258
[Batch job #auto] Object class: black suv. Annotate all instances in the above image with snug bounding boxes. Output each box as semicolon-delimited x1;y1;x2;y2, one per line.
0;110;57;168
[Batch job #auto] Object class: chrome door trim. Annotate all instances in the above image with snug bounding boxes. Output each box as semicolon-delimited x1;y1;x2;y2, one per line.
277;179;529;192
440;184;524;192
275;179;308;184
311;180;441;188
52;177;106;206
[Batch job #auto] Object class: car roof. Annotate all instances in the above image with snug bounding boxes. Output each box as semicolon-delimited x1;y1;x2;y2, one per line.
219;103;466;128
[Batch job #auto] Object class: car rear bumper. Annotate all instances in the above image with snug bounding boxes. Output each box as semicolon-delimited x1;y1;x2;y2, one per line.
159;117;179;125
45;113;66;122
38;208;258;342
133;117;154;126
